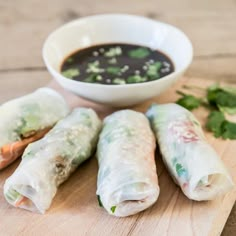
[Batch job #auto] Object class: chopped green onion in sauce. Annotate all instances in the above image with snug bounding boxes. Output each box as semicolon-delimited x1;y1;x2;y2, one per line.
61;43;174;85
62;68;80;79
128;47;150;59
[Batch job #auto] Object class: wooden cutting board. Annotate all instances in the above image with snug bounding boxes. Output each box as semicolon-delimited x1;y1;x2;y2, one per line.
0;77;235;236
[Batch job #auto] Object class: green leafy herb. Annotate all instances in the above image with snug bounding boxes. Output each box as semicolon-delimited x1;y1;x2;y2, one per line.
110;205;116;213
207;84;236;114
221;121;236;139
175;163;187;177
176;83;236;140
218;106;236;115
128;47;150;59
84;74;103;83
97;195;103;207
221;86;236;95
113;78;126;85
206;111;225;138
62;68;80;79
127;75;146;83
86;61;105;74
146;62;162;80
15;103;41;136
106;66;121;75
176;91;202;111
206;111;236;139
104;47;122;57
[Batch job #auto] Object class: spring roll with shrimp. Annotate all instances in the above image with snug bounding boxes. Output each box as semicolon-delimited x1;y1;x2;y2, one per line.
146;103;234;201
96;110;159;217
4;108;102;213
0;88;69;169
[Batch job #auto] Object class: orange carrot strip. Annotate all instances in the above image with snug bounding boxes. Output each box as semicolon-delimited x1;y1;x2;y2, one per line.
14;196;28;207
0;127;51;169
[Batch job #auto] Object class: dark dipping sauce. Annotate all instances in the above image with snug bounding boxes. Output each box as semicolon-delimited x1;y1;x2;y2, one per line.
61;43;174;85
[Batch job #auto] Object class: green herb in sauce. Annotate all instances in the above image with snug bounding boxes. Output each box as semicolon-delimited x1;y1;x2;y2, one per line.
127;75;147;83
113;78;126;85
62;68;80;79
106;66;122;75
104;47;122;57
128;47;150;59
61;43;174;85
84;74;102;83
86;61;105;74
146;62;162;79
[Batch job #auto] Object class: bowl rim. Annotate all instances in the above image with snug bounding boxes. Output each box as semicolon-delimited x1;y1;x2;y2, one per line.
42;13;193;88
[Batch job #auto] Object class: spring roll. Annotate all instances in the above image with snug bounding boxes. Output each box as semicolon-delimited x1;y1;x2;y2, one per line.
4;108;102;213
146;103;234;201
0;88;70;169
96;110;159;217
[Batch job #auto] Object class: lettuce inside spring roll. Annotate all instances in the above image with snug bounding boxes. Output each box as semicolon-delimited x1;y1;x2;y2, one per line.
0;88;70;169
97;110;159;217
4;108;102;213
147;103;234;201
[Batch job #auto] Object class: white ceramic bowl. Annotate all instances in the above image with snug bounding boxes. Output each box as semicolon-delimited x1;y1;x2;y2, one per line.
43;14;193;107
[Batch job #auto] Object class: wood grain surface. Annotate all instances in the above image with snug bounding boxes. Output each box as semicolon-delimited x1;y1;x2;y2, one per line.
1;0;236;235
0;77;235;236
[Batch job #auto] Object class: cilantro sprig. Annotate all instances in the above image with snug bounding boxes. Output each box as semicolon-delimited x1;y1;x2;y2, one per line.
176;83;236;140
206;111;236;139
176;91;203;110
207;84;236;114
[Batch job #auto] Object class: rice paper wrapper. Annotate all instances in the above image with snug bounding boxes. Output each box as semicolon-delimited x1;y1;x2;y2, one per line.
147;103;234;201
4;108;102;213
97;110;159;217
0;87;70;169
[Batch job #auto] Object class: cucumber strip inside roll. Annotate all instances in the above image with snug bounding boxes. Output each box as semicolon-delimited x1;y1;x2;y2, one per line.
0;87;70;169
